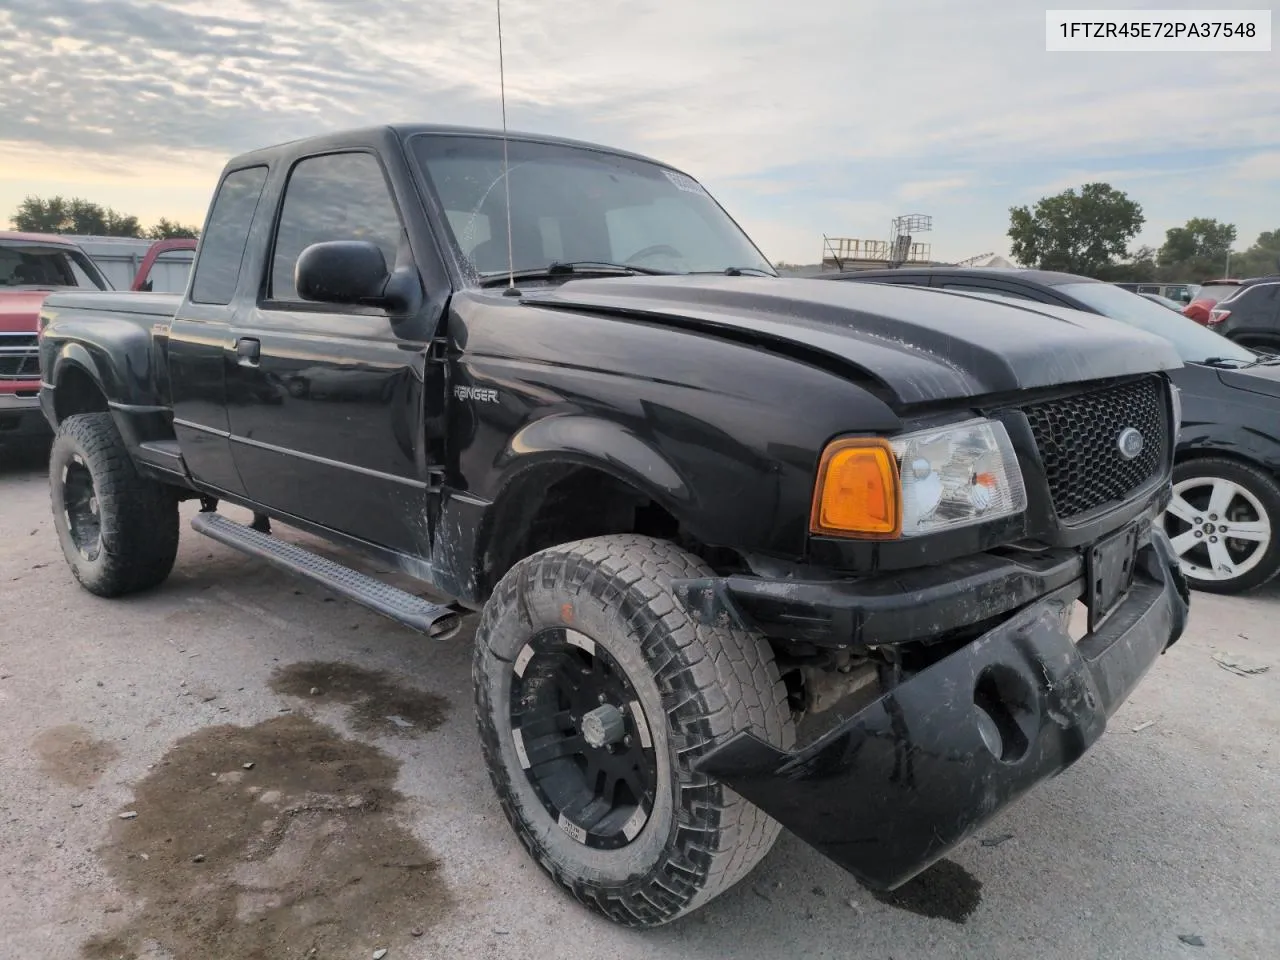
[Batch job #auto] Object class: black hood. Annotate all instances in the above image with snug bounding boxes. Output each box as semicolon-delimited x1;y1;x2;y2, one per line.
521;276;1182;405
1216;361;1280;400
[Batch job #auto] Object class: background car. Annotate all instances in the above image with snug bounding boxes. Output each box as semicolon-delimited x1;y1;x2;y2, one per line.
1;232;113;450
1200;278;1280;350
1115;281;1195;303
1184;279;1245;326
828;266;1280;594
1141;292;1185;311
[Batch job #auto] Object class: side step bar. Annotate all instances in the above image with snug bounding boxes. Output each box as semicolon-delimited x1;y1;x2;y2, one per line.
190;512;462;640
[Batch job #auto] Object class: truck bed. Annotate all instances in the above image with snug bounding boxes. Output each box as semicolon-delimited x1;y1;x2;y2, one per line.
42;290;183;318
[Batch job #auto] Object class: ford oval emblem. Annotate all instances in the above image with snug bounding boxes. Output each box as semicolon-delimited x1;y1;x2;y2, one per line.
1117;427;1144;460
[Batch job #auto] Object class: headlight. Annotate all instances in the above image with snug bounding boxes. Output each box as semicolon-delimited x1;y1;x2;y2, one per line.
811;419;1026;539
891;419;1026;537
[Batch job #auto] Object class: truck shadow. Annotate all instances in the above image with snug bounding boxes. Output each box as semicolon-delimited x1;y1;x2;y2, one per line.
0;438;50;478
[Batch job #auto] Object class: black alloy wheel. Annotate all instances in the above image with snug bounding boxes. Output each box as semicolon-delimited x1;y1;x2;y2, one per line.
61;453;102;561
510;627;658;849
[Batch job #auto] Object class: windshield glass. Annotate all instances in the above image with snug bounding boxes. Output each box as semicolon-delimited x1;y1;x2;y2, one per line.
1058;281;1255;363
0;241;110;290
410;134;774;282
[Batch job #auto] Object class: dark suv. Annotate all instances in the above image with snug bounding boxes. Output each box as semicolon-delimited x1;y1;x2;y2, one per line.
1205;278;1280;348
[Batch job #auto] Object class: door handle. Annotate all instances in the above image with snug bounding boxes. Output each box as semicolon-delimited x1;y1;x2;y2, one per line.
235;337;261;366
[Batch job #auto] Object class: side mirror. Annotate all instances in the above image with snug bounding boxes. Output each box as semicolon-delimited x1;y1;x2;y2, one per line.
295;240;391;306
294;240;425;317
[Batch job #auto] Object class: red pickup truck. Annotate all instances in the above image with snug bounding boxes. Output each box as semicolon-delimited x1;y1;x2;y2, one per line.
0;233;195;449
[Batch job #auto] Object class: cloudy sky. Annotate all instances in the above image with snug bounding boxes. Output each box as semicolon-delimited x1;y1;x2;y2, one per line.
1;0;1276;264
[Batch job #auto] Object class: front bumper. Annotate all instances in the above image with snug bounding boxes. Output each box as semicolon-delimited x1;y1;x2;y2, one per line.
690;529;1189;891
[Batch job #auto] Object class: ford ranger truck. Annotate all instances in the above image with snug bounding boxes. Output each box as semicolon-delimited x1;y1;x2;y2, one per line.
36;124;1189;927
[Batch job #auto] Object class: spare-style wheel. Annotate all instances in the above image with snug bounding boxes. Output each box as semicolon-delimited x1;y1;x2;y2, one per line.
474;535;794;926
1165;457;1280;594
49;413;180;597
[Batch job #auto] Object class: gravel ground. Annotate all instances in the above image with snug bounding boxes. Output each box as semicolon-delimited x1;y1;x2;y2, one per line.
1;444;1277;960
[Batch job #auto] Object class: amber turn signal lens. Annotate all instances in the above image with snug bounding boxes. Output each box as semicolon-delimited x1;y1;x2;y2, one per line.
810;438;901;538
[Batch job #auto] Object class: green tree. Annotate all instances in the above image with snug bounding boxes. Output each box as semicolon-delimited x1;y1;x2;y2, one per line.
12;195;69;233
10;195;143;237
1232;228;1280;277
1008;182;1144;276
1094;245;1159;283
147;218;200;240
1157;217;1236;279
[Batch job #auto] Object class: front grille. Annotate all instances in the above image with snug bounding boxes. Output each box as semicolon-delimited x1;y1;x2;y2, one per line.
0;333;40;380
1021;376;1168;521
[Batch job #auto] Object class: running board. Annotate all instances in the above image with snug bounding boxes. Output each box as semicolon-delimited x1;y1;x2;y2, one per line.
190;512;462;640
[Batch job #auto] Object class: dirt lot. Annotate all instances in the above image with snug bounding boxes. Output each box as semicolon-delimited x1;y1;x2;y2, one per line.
2;445;1277;960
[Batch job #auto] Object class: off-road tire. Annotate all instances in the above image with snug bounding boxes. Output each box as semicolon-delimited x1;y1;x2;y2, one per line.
1169;457;1280;594
49;413;179;597
474;534;794;927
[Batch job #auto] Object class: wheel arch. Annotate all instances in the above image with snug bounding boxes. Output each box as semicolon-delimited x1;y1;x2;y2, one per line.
471;443;726;600
50;349;110;423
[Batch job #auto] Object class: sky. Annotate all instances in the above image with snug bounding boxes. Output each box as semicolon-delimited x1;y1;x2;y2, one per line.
0;0;1276;265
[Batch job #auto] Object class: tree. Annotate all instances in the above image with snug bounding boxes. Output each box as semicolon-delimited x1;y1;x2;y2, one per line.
1157;217;1236;278
1095;245;1158;283
1232;228;1280;278
11;195;143;237
1008;182;1144;276
147;218;200;240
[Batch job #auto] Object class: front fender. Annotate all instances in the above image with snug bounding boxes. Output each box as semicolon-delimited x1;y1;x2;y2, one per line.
49;343;108;399
1178;423;1280;475
501;414;691;506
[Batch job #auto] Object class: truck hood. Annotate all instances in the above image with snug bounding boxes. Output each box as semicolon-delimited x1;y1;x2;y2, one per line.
521;276;1183;405
0;290;53;333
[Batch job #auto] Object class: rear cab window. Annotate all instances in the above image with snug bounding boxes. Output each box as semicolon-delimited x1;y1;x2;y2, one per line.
189;166;269;305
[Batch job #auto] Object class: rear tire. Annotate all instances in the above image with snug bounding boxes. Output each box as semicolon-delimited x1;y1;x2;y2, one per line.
473;534;794;926
49;413;180;597
1165;457;1280;594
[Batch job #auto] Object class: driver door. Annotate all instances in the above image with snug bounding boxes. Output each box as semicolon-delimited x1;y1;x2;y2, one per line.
224;150;437;554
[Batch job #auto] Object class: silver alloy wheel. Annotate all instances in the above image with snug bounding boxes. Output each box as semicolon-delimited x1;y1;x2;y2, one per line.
1164;476;1272;583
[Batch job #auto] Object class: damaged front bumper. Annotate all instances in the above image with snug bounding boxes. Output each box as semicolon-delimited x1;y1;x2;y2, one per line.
683;528;1189;891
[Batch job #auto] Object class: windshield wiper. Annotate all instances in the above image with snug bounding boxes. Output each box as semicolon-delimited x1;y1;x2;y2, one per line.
1198;355;1280;368
477;260;673;287
689;267;775;277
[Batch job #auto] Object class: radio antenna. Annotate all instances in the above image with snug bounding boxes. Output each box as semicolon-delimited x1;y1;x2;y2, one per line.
496;0;515;292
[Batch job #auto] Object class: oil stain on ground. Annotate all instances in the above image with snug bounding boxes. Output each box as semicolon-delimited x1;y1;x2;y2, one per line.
869;858;983;924
83;713;451;960
269;661;449;738
32;724;119;788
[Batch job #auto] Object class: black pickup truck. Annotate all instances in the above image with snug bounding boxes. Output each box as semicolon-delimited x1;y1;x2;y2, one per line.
37;124;1189;927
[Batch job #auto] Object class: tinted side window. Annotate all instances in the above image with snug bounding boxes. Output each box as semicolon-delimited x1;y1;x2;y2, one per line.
190;166;268;305
269;152;402;302
939;282;1036;301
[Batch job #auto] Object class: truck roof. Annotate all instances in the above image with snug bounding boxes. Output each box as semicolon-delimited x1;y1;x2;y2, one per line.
222;123;675;172
0;231;88;248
